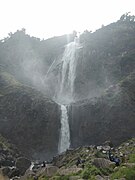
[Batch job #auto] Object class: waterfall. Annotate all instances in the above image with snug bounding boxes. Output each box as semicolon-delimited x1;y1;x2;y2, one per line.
56;38;81;153
58;105;70;153
57;41;78;103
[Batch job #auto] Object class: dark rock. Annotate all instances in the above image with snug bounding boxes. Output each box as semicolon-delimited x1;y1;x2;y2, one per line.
0;167;10;176
15;157;31;175
1;159;14;167
8;168;20;178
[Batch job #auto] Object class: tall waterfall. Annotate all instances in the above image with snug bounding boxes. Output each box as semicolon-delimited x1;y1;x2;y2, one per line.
57;39;80;153
58;105;70;153
57;41;78;103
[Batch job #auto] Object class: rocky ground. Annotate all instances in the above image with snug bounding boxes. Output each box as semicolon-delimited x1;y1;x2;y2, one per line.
1;137;135;180
0;134;31;180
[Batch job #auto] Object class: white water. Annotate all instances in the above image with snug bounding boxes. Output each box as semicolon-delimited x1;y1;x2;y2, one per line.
58;105;70;153
57;41;78;103
57;39;81;153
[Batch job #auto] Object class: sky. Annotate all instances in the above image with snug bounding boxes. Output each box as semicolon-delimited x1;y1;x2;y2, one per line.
0;0;135;40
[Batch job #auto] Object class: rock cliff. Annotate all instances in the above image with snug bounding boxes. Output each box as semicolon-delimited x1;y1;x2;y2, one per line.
0;69;61;159
69;72;135;147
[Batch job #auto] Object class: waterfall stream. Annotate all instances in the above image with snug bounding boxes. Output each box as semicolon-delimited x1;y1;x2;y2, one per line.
58;105;70;153
57;39;80;153
57;41;78;103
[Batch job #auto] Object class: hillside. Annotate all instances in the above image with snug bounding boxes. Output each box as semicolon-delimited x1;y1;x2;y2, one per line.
20;138;135;180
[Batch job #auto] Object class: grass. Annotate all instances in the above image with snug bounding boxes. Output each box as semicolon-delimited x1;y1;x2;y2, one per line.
111;166;135;180
81;165;101;179
129;154;135;163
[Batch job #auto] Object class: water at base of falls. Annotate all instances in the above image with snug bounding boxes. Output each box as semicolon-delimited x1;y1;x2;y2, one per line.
58;104;70;153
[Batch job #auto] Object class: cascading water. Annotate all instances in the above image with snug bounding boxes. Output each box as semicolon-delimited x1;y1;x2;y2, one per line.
57;41;78;103
58;105;70;153
56;38;80;153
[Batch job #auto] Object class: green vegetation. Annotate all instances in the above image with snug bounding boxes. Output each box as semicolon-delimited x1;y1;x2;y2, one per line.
111;166;135;180
81;165;101;179
0;134;20;158
129;154;135;163
0;134;13;150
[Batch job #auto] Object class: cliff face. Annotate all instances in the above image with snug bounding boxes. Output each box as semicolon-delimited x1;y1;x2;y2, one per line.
0;70;61;160
73;20;135;101
67;19;135;147
69;72;135;147
0;15;135;159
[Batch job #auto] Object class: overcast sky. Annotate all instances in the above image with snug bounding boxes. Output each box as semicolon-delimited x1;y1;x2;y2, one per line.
0;0;135;40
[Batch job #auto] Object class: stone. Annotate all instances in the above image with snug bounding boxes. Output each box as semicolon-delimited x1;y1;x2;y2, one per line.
15;157;31;175
58;167;82;176
96;175;105;180
97;146;103;151
8;168;20;178
0;167;10;176
36;166;59;177
102;146;111;151
123;163;135;168
69;176;81;180
19;169;36;180
125;143;130;146
1;159;14;167
93;158;115;168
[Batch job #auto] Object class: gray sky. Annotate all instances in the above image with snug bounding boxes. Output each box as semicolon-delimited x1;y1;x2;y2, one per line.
0;0;135;39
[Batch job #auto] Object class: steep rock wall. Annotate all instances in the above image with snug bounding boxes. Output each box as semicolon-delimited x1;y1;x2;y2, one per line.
69;73;135;147
0;70;61;160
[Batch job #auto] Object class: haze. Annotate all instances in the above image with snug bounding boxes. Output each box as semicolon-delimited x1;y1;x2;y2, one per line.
0;0;135;39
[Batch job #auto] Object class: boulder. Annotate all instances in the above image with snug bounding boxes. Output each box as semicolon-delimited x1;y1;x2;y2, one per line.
96;175;105;180
19;169;36;180
69;176;82;180
15;157;31;175
1;159;14;167
8;168;20;178
36;166;59;177
102;146;111;151
0;167;10;176
123;163;135;168
58;167;82;176
93;158;115;168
